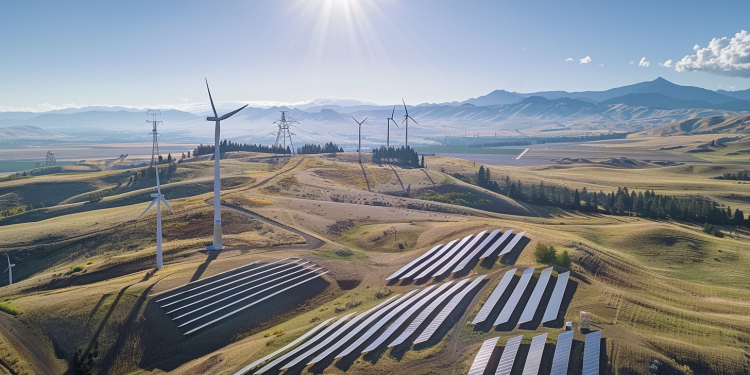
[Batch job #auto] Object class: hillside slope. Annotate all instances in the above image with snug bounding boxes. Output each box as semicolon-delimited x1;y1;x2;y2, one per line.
647;114;750;136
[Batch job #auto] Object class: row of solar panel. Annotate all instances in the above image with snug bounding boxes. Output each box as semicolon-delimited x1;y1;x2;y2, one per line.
235;275;486;375
386;228;526;282
467;330;601;375
473;267;570;327
153;258;328;335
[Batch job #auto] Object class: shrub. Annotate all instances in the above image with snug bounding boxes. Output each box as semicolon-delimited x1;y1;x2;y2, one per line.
66;266;84;275
335;248;354;257
374;288;393;299
0;301;22;316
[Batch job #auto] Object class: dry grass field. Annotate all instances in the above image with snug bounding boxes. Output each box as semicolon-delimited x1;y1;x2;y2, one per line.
1;136;749;375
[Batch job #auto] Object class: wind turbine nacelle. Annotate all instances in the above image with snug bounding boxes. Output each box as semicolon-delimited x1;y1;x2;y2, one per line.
206;117;220;122
150;193;160;198
9;264;14;267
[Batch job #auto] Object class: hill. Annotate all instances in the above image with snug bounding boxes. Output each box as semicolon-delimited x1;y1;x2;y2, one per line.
646;113;750;136
0;125;67;139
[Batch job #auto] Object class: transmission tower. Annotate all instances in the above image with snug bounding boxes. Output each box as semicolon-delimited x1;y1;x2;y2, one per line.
45;150;56;166
147;109;162;167
273;111;298;155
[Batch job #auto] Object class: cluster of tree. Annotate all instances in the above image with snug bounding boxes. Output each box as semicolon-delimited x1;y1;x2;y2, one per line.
715;170;750;181
468;140;532;148
371;146;423;168
471;165;749;227
297;142;343;154
534;243;571;268
89;189;114;203
129;162;178;185
156;154;176;164
533;132;628;144
0;172;28;182
193;140;292;156
0;205;26;219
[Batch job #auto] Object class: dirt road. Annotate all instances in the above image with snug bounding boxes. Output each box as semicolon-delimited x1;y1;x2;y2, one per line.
0;312;66;375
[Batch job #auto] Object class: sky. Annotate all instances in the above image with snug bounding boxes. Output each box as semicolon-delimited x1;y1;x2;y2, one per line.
1;0;750;112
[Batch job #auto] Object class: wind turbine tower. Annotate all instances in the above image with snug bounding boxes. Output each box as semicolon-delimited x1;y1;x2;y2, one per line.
273;111;298;155
147;109;162;167
352;116;368;163
205;79;248;251
401;99;419;147
4;254;14;286
138;162;173;269
386;106;398;150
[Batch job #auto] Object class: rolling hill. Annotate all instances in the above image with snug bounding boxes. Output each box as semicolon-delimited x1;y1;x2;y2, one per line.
646;113;750;136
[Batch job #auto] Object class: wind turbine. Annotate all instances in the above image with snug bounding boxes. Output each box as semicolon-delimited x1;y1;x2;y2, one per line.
352;116;368;163
3;253;14;286
386;106;399;150
402;99;419;147
138;163;173;269
205;79;247;251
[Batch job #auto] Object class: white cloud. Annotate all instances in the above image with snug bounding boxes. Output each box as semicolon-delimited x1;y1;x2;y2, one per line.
629;61;635;65
179;97;189;101
658;59;674;68
638;57;650;67
694;44;700;51
579;56;591;64
565;57;573;62
599;64;604;67
675;30;750;77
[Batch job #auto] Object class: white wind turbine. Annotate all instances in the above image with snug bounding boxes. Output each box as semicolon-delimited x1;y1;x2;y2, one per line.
4;253;14;286
205;79;247;251
138;163;173;269
352;116;368;163
386;105;399;150
401;99;419;147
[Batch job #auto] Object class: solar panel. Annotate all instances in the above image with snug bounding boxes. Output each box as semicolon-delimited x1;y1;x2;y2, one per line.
452;228;501;273
413;275;486;344
400;239;458;280
467;337;499;375
542;271;570;323
517;267;553;324
479;229;514;259
156;259;285;303
521;333;547;375
494;268;534;325
254;313;355;374
364;281;455;352
308;294;404;364
433;230;487;277
172;264;316;319
389;279;470;346
414;235;473;280
281;295;400;369
472;268;517;324
344;287;434;355
549;331;573;375
234;317;334;375
386;244;444;281
494;335;522;375
165;261;308;313
499;231;526;256
582;330;601;375
183;271;329;335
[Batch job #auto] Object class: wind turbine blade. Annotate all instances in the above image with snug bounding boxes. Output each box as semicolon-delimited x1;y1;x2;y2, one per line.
138;199;158;219
161;197;174;214
219;104;248;121
205;78;218;118
401;118;407;125
409;116;420;126
391;105;395;118
402;99;408;115
351;116;357;122
362;117;368;123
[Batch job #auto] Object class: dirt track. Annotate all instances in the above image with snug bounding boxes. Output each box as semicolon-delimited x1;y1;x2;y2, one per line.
221;203;325;250
0;312;65;375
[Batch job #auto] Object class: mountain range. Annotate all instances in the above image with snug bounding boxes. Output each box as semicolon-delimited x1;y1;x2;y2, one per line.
1;78;749;147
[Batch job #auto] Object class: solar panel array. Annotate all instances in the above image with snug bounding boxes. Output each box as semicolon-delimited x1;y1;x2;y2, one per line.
521;333;547;375
542;271;570;323
236;277;487;374
550;330;574;375
583;330;601;375
495;268;534;325
495;335;522;375
467;337;499;375
386;228;525;281
517;267;553;324
154;258;328;335
472;268;517;324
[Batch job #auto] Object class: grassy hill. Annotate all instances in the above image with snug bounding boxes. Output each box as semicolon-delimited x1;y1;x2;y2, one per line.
647;113;750;136
0;146;750;374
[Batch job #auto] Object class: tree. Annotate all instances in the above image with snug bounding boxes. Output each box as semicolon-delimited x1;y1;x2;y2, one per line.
557;250;571;268
534;243;557;264
420;155;425;168
573;189;581;210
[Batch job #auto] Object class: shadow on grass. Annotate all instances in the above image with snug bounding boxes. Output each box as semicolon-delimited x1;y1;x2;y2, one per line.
190;250;221;282
495;272;537;332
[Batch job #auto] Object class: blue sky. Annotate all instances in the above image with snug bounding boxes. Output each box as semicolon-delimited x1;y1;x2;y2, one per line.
1;0;749;111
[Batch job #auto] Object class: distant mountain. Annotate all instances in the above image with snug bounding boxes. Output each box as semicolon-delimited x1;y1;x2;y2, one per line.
646;114;750;136
460;90;525;106
717;88;750;101
0;125;67;139
0;110;199;133
599;93;750;111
